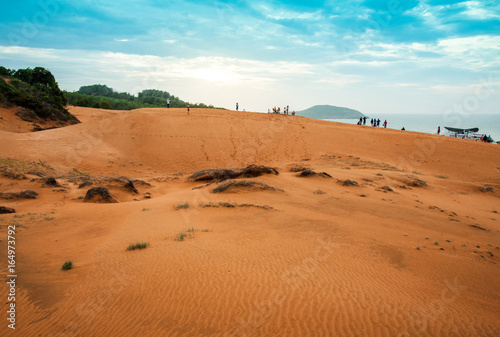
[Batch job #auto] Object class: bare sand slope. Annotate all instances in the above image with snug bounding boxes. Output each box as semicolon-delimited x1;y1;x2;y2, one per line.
0;107;499;337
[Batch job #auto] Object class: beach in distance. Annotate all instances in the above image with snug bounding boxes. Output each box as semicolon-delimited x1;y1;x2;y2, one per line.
0;106;499;337
325;113;500;141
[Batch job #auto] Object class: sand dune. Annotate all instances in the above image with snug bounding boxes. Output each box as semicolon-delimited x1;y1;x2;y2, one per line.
0;107;499;336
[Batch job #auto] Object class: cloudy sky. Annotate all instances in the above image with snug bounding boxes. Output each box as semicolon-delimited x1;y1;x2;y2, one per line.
1;0;499;114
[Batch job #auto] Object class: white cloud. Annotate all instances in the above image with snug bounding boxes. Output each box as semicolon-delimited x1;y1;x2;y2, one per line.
0;45;314;87
251;2;322;21
460;1;500;20
438;35;500;53
437;35;500;69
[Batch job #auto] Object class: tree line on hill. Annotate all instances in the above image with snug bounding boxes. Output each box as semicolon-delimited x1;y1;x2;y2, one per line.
65;84;220;110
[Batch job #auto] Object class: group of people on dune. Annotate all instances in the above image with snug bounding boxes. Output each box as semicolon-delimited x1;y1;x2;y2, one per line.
357;116;388;128
268;105;295;116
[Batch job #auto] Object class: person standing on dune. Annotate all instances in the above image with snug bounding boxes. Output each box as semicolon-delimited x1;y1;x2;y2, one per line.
236;102;239;111
167;97;170;108
187;105;190;115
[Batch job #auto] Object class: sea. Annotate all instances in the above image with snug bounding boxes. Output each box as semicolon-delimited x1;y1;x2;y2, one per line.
324;114;500;143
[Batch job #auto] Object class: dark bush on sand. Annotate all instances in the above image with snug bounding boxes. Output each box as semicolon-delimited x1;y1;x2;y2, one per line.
296;169;332;178
0;206;16;214
83;187;118;203
0;190;38;200
190;165;279;183
213;180;281;193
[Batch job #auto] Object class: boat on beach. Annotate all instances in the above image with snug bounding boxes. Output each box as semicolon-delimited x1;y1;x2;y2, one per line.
443;126;496;143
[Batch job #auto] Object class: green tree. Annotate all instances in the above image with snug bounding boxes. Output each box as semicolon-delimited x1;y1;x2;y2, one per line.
31;67;57;88
78;84;114;96
13;68;33;84
100;99;111;109
77;95;90;107
0;66;14;77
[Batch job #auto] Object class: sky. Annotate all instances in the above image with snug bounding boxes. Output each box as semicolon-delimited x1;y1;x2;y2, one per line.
0;0;499;115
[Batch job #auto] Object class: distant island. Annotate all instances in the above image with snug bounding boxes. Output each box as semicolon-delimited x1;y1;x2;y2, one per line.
297;105;365;119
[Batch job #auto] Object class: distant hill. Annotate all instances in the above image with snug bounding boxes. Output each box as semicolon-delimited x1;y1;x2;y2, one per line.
297;105;365;119
65;84;222;110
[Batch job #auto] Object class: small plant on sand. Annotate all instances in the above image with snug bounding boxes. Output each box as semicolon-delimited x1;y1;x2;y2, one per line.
127;242;149;251
380;185;393;192
201;228;212;232
187;227;196;232
416;246;420;250
61;260;73;270
175;203;189;210
175;232;187;241
219;202;235;208
434;241;439;246
479;185;494;193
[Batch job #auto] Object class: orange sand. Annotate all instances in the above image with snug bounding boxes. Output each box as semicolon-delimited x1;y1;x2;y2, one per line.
0;107;499;336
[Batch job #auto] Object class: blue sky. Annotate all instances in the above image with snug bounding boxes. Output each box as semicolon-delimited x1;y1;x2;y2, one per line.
1;0;499;115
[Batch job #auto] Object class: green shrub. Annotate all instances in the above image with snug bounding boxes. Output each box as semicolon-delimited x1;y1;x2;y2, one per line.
127;242;149;251
61;260;73;270
174;232;187;241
